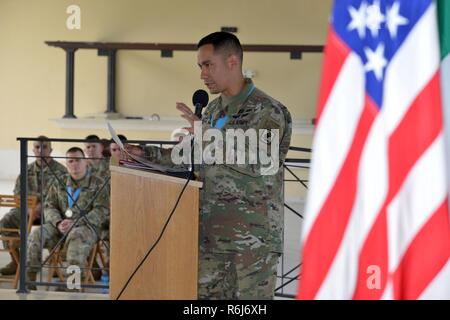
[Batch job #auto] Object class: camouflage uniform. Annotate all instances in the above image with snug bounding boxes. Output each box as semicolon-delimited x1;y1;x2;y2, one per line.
89;158;110;180
0;159;67;250
26;171;110;279
89;158;111;240
145;79;292;299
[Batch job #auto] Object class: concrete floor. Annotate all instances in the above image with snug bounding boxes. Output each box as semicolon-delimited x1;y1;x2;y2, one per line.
0;288;108;300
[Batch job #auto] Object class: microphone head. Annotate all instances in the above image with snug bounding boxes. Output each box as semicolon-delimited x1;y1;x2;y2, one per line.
192;89;209;109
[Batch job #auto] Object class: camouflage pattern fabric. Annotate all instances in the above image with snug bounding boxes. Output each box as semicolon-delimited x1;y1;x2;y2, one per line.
27;223;97;278
89;158;110;180
199;79;292;254
44;171;109;231
13;159;67;201
27;171;109;277
0;159;67;249
89;158;111;233
198;249;280;300
144;79;292;254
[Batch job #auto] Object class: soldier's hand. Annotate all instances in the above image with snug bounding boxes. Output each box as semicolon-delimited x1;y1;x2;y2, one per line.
176;102;200;134
57;221;66;234
57;219;74;234
57;220;67;234
65;219;74;232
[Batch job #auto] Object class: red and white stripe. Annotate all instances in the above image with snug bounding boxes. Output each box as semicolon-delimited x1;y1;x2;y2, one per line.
299;3;450;300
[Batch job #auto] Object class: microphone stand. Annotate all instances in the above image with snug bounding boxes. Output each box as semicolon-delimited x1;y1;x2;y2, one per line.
189;109;202;180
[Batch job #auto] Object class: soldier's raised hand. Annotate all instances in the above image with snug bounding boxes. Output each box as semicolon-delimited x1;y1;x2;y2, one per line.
176;102;200;134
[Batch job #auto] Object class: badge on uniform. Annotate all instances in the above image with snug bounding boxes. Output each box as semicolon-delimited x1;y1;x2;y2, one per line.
65;208;73;218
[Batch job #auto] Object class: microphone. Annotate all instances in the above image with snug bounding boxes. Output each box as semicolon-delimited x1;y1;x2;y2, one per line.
192;89;209;119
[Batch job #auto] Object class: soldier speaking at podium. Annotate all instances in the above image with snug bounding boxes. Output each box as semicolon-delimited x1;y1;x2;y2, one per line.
142;32;292;299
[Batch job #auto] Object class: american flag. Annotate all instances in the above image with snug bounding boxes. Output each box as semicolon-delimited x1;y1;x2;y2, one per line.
298;0;450;299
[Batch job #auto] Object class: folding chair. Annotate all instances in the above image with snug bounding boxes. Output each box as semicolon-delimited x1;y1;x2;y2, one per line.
45;238;109;291
0;194;38;288
85;240;109;284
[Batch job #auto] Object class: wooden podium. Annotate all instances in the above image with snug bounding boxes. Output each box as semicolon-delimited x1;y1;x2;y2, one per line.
109;165;202;300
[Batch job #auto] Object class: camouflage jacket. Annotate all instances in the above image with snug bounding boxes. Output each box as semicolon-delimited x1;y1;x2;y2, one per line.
144;79;292;254
88;158;110;178
13;159;67;203
44;171;110;232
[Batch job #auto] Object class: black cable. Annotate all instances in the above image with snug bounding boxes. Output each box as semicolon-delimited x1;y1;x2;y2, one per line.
115;173;192;300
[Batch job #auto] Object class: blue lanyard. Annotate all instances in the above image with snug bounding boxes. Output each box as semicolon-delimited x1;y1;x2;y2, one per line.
67;186;81;209
211;83;255;129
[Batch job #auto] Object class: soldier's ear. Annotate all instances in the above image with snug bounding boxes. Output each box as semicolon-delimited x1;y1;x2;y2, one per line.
227;54;239;69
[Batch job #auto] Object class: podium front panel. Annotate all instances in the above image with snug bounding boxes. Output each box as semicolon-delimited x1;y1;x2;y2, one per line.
110;166;201;300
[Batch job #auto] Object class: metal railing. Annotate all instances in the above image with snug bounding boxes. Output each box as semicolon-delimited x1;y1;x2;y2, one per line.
275;146;310;299
16;137;179;293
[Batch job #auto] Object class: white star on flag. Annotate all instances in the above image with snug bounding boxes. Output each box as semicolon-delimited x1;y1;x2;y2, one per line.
364;43;387;81
366;0;385;37
347;1;367;38
386;1;409;38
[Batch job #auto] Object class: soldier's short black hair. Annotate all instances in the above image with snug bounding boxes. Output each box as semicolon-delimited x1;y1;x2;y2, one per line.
66;147;85;157
100;138;111;157
197;32;243;63
110;134;127;144
85;134;100;142
35;135;51;148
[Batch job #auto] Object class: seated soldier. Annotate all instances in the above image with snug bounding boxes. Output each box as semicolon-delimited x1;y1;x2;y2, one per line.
101;138;111;158
0;136;67;276
109;134;128;166
84;134;109;177
26;147;109;290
